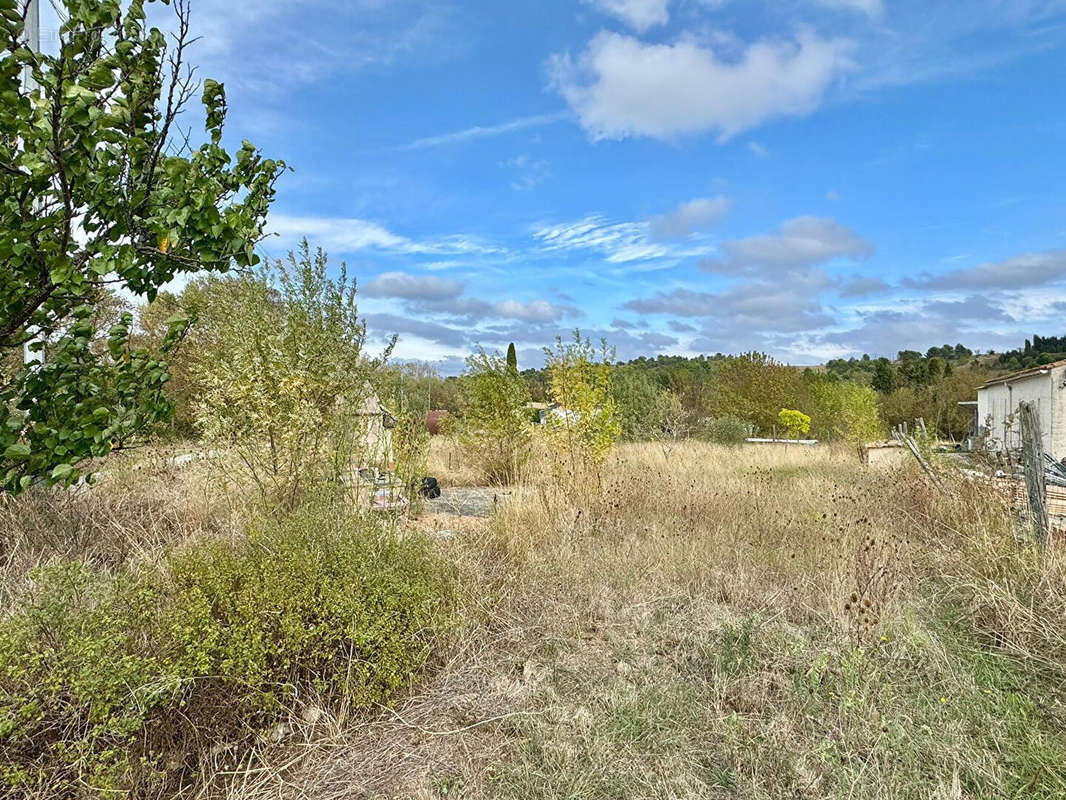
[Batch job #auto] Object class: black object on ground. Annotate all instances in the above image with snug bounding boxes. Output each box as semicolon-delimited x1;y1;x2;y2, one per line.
419;476;442;499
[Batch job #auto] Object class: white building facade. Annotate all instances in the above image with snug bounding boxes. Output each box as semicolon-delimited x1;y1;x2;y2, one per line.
977;360;1066;457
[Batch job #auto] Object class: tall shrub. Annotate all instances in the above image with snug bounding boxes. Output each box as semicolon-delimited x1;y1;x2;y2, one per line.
193;242;390;509
611;366;669;440
808;377;884;447
778;408;812;439
458;350;532;484
544;333;621;471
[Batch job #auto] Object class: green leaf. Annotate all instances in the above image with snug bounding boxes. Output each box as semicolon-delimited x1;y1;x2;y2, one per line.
51;463;74;480
3;443;31;461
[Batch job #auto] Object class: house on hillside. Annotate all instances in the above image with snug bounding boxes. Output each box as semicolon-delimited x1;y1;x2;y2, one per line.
974;360;1066;457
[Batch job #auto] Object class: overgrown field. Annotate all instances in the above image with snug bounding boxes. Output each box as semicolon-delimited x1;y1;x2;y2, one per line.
3;442;1065;799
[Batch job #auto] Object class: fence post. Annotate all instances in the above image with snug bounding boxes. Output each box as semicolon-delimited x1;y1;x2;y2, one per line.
1018;401;1048;547
892;424;946;495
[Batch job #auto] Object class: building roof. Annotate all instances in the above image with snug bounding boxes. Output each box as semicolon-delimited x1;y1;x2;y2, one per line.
979;358;1066;389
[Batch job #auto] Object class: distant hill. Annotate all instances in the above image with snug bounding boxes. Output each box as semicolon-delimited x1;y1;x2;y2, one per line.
824;335;1066;387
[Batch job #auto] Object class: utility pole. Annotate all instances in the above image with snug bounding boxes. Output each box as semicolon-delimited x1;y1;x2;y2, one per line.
22;0;38;93
22;0;44;367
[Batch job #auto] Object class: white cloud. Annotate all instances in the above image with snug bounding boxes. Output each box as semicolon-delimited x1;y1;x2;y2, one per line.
649;195;732;238
267;215;503;256
391;112;569;151
583;0;671;32
902;250;1066;291
493;299;575;322
747;141;769;157
812;0;884;17
549;30;855;141
625;275;834;335
703;215;874;275
362;272;465;300
364;313;469;349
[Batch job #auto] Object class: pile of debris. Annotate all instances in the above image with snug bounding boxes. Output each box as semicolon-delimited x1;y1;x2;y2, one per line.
1045;454;1066;488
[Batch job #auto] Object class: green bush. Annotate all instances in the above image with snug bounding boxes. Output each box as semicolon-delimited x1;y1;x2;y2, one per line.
701;416;750;446
610;367;666;441
0;504;451;796
458;350;532;485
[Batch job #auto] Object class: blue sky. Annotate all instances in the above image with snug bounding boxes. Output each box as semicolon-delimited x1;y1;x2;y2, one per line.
141;0;1066;370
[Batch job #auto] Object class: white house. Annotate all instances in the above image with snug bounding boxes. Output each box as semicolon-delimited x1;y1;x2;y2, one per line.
976;359;1066;457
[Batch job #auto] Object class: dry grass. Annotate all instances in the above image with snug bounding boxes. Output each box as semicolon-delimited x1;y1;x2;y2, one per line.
191;441;1066;800
426;436;484;488
3;441;1063;798
0;445;238;611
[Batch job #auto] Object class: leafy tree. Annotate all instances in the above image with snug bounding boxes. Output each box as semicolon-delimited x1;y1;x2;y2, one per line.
808;377;883;447
610;365;668;440
871;358;897;394
194;243;386;510
837;384;885;447
710;352;805;433
458;349;531;484
0;0;284;491
778;408;811;439
544;332;621;470
134;290;198;434
506;342;518;373
926;356;945;384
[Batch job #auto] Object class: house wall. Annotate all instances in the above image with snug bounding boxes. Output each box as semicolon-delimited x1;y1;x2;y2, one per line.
1052;364;1066;458
863;445;908;468
977;372;1055;454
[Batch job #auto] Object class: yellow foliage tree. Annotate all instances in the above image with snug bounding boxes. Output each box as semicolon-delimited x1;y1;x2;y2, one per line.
544;333;621;472
778;408;812;439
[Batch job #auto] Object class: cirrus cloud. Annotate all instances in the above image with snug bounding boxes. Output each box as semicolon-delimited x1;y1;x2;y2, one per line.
813;0;884;17
267;214;504;256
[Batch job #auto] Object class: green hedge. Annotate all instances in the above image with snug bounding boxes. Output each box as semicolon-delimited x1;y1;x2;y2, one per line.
0;504;452;796
700;416;751;446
